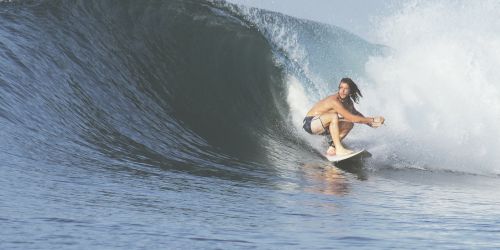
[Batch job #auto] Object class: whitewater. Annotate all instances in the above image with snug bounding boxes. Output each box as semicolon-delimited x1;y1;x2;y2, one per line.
1;0;500;249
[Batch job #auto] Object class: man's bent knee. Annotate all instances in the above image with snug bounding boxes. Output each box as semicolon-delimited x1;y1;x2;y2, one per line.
318;112;338;125
324;112;339;123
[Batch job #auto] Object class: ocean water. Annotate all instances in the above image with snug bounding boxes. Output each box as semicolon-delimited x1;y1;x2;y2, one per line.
1;0;500;249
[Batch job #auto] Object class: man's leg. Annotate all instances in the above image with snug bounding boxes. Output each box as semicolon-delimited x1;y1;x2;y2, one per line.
319;112;353;156
325;121;354;155
339;121;354;140
328;114;353;155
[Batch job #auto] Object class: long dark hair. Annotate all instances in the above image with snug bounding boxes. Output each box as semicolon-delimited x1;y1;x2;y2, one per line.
339;77;363;103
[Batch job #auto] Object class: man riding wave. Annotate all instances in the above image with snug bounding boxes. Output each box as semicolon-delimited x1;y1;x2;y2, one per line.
302;77;385;156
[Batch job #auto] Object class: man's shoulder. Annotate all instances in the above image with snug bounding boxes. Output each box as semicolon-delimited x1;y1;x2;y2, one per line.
324;94;341;104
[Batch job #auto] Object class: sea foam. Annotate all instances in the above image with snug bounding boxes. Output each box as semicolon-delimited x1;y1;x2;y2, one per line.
363;1;500;174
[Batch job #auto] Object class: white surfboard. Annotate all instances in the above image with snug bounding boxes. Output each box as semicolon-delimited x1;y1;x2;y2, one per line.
324;149;365;162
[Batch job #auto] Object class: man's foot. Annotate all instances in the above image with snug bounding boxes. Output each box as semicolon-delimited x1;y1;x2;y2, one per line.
326;146;336;156
335;148;354;156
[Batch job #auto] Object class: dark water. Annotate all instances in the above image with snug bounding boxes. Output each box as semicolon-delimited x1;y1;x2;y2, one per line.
1;0;500;249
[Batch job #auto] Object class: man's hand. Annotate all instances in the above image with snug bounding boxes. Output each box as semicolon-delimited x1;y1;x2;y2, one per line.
371;116;385;128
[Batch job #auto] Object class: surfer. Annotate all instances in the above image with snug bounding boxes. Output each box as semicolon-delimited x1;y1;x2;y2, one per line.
302;78;384;156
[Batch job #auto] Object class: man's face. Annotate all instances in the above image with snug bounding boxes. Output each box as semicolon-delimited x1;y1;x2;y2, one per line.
338;82;350;99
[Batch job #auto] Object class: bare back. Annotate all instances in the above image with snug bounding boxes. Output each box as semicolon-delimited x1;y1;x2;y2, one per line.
306;93;366;124
306;93;344;116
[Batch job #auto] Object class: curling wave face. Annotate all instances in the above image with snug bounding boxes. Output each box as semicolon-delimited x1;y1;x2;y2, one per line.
0;0;328;176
